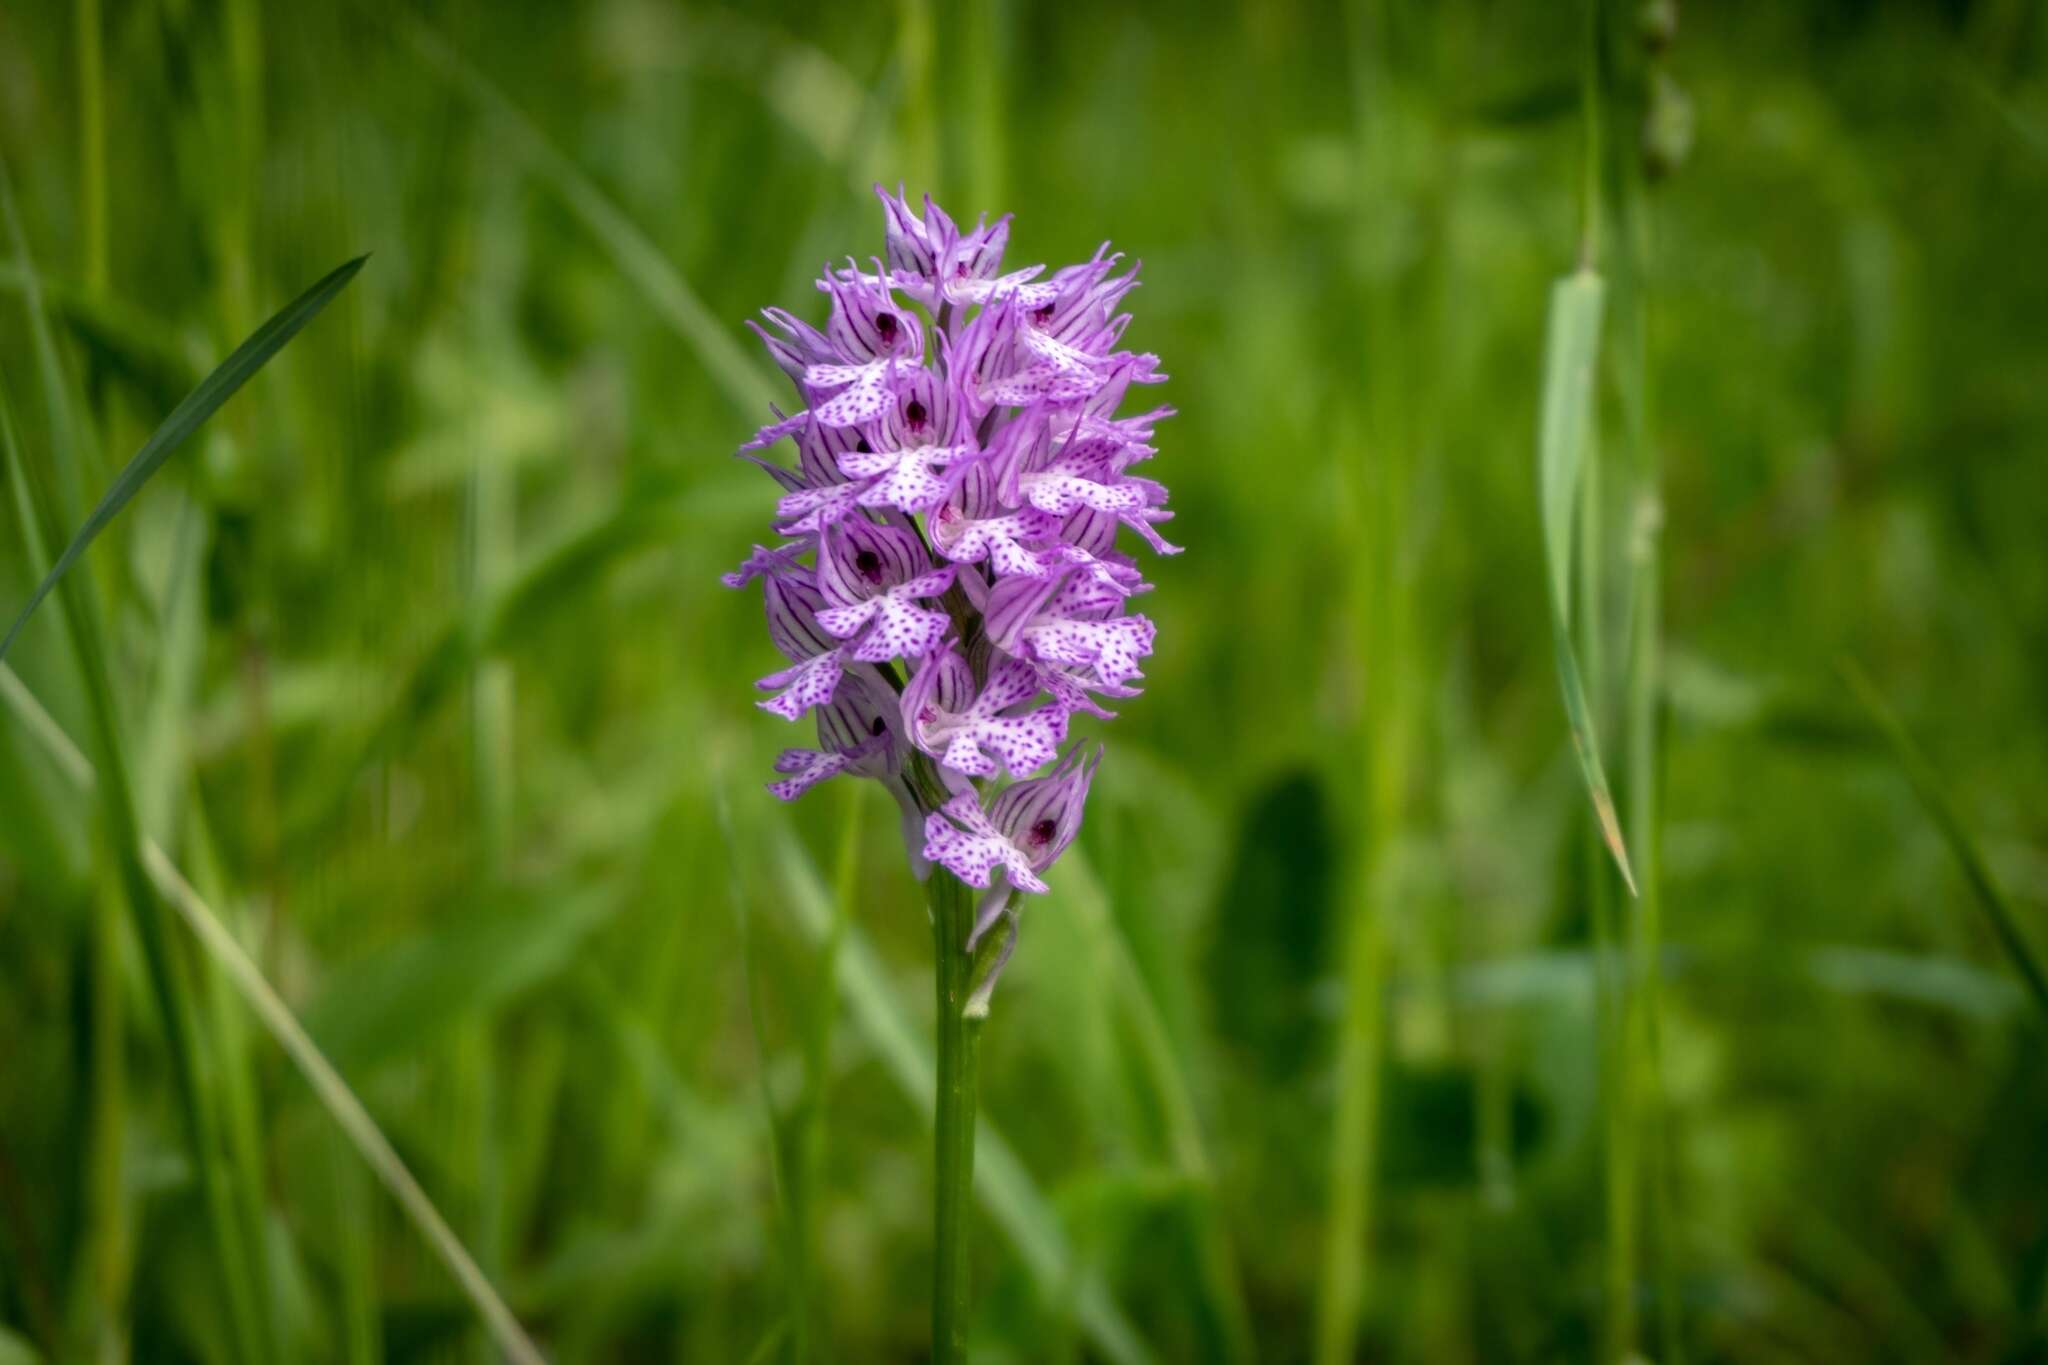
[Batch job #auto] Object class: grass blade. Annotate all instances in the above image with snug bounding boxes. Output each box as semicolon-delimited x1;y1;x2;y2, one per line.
1059;847;1255;1363
3;166;271;1365
0;254;364;662
1537;268;1637;894
139;845;549;1365
397;15;779;419
0;670;549;1365
1841;659;2048;1018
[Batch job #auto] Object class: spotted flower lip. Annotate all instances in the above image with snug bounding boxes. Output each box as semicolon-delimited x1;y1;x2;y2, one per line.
920;744;1102;904
901;644;1070;779
767;671;904;800
723;186;1174;923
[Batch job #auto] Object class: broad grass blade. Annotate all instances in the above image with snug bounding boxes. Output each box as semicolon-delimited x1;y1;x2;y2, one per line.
0;255;366;663
1537;269;1637;894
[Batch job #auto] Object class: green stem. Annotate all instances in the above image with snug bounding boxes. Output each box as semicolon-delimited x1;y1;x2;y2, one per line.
930;869;983;1364
77;0;107;298
1318;894;1386;1365
1622;142;1681;1365
1;389;262;1365
86;880;129;1365
1577;0;1606;268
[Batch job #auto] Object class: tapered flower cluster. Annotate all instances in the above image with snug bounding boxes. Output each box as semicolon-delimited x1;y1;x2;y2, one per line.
726;186;1175;920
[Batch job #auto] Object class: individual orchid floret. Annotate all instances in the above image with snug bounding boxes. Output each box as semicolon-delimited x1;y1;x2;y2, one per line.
931;211;1050;311
747;307;840;387
807;267;925;426
931;501;1064;578
921;744;1101;897
838;369;976;514
878;185;940;287
813;518;957;661
769;672;904;800
901;644;1069;779
984;571;1156;692
953;293;1105;412
750;573;856;721
760;417;871;533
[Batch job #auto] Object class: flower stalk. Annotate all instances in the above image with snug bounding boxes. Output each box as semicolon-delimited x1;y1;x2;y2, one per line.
929;868;983;1365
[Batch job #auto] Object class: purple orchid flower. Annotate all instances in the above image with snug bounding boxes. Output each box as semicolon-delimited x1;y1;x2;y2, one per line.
723;186;1175;992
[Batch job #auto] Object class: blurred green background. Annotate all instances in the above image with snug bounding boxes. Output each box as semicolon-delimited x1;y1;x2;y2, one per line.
2;0;2047;1361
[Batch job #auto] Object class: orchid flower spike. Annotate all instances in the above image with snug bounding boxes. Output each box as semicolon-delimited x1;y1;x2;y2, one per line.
724;186;1174;1003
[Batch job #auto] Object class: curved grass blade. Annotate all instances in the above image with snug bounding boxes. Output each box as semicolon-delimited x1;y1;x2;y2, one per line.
1841;658;2048;1018
3;182;272;1363
1537;268;1637;895
397;15;779;419
0;670;549;1365
0;254;366;663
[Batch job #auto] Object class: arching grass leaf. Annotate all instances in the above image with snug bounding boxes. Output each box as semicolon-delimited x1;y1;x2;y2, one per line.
0;254;366;663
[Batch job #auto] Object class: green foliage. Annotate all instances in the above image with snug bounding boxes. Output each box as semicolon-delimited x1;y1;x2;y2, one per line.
2;2;2047;1362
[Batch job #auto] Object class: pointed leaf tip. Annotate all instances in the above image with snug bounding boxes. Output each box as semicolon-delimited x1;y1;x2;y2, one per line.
0;252;366;662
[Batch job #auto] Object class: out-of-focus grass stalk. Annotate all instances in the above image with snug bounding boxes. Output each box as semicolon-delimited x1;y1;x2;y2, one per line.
929;869;983;1365
896;0;940;196
190;816;278;1365
1;173;269;1365
400;15;778;419
76;0;107;298
1571;3;1646;1357
461;353;517;1361
785;781;864;1362
84;879;130;1365
327;1130;381;1365
0;667;548;1365
1617;69;1681;1363
1317;1;1403;1359
772;831;1154;1365
964;2;1003;212
720;780;798;1355
935;0;1004;211
215;0;263;340
1063;848;1254;1362
3;399;265;1365
730;776;864;1364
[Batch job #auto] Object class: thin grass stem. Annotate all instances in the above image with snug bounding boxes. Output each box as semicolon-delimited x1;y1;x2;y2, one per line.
770;830;1155;1365
0;369;266;1365
0;667;548;1365
76;0;106;298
